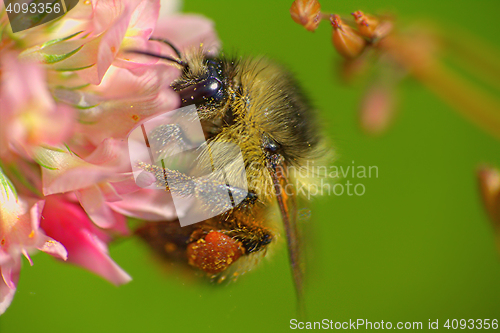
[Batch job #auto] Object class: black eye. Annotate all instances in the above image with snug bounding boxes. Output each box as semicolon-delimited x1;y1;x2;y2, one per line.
263;135;280;153
177;77;223;106
175;61;225;106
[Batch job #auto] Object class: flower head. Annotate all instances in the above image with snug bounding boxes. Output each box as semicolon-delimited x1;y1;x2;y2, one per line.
0;0;221;315
0;169;67;315
330;15;366;59
351;10;380;39
290;0;322;32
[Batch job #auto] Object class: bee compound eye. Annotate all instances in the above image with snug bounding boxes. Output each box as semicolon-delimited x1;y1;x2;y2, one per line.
177;77;224;106
262;135;281;153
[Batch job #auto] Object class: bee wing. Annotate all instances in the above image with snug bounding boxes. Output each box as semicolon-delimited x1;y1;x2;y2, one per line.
136;161;253;214
134;115;251;225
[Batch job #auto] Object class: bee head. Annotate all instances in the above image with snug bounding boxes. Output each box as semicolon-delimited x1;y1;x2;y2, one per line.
172;56;227;107
126;40;227;108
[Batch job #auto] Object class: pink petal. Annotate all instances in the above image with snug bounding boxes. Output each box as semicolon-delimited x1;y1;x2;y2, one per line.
110;173;144;195
21;249;33;266
38;104;76;146
84;138;130;169
42;166;116;196
0;250;9;266
1;265;15;291
153;15;221;56
0;54;74;150
129;0;160;33
108;188;179;221
0;261;20;315
96;6;132;82
76;186;117;229
110;0;161;70
90;0;126;35
28;199;45;232
36;235;68;261
38;157;116;196
114;38;161;70
69;230;132;285
158;0;181;18
76;4;132;84
35;145;123;196
0;53;53;113
0;194;43;252
99;182;123;202
41;196;131;285
79;0;162;84
78;65;180;144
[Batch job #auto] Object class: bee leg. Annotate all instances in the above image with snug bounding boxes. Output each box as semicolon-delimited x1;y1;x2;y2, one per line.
187;229;245;275
187;212;274;276
135;219;248;275
136;209;274;278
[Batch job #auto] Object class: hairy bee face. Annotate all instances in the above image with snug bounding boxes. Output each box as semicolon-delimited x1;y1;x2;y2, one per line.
132;44;326;301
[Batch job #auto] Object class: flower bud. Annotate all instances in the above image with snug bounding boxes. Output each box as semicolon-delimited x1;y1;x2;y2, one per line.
352;11;380;39
478;166;500;254
477;166;500;227
290;0;322;32
359;84;396;136
330;15;366;58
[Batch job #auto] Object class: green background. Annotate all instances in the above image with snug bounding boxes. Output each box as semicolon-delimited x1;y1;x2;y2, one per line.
2;0;500;332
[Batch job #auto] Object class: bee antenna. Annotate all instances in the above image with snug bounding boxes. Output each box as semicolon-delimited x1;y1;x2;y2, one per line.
125;49;187;67
149;37;183;59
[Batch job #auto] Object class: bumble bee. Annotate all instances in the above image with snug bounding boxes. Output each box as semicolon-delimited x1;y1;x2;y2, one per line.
128;38;327;305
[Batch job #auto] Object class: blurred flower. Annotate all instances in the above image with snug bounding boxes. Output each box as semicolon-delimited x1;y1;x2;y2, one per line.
76;0;162;84
153;14;221;55
330;14;366;59
19;0;163;85
0;0;221;315
0;53;75;157
478;166;500;252
358;83;397;136
291;2;500;260
290;0;322;32
71;64;180;145
351;10;387;40
0;169;67;315
290;2;500;139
